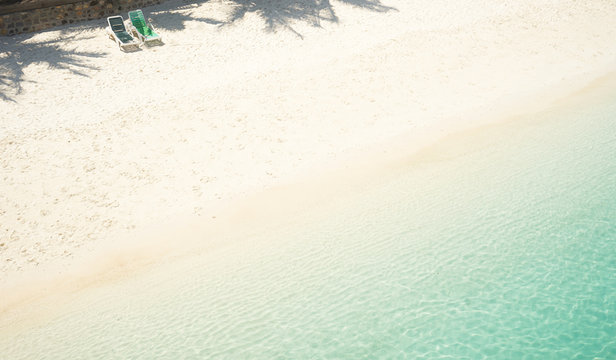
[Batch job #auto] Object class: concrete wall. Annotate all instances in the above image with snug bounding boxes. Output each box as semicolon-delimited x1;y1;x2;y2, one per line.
0;0;165;35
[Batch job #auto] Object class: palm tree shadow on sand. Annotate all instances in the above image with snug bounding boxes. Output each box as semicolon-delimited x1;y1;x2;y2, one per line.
0;32;104;102
226;0;395;37
150;0;395;38
0;0;393;101
148;1;225;32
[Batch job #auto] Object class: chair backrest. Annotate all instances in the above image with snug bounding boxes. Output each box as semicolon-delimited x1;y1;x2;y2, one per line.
129;10;147;30
108;16;126;33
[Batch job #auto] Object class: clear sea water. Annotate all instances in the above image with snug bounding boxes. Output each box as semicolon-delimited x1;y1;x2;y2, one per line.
2;80;615;359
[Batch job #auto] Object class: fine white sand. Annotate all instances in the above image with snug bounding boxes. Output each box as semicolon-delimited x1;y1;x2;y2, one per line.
1;0;615;298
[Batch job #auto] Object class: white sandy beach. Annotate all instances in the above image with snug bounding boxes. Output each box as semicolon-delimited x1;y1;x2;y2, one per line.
1;0;616;301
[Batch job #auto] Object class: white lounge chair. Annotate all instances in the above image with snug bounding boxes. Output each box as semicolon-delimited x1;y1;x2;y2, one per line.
106;15;139;51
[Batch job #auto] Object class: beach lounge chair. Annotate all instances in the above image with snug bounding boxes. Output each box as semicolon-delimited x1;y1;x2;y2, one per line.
127;9;162;45
106;15;139;51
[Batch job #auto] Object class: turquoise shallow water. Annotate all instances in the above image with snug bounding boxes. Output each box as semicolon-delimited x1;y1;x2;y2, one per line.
2;81;616;359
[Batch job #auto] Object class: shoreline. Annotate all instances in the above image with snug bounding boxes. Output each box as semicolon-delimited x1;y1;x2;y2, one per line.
2;68;616;324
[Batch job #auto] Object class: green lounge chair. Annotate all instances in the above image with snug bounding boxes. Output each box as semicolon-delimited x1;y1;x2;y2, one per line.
127;9;162;45
106;15;139;51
